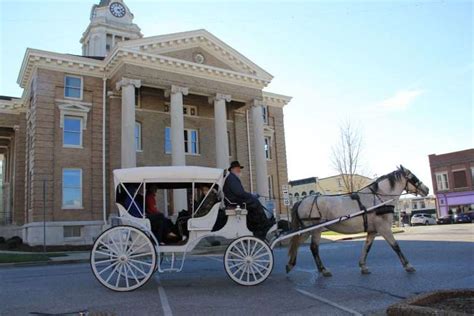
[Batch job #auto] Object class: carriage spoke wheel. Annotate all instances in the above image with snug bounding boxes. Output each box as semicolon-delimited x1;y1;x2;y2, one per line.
90;226;157;292
224;236;274;286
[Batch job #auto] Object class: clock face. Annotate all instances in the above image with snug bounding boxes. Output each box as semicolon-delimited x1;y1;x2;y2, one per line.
110;2;126;18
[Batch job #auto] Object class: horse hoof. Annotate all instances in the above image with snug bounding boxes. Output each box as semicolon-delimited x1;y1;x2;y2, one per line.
405;265;416;273
361;268;371;275
286;264;293;274
321;270;332;277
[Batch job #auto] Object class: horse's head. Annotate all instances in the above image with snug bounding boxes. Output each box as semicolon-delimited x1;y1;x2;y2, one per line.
398;165;429;197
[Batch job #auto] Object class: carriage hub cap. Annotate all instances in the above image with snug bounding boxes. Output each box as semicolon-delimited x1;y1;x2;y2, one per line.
245;256;253;263
119;255;128;262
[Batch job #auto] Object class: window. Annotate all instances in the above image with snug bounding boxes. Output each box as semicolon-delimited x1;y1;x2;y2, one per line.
420;201;426;209
301;191;307;198
63;116;82;147
135;122;142;151
262;105;269;125
294;193;300;202
184;129;199;154
165;127;171;154
64;75;82;99
184;105;198;116
135;87;141;107
268;175;274;199
227;131;232;156
471;167;474;185
264;136;271;160
436;172;449;191
309;190;315;195
62;169;82;208
64;226;82;238
164;104;197;116
412;202;418;209
453;170;467;188
165;128;199;154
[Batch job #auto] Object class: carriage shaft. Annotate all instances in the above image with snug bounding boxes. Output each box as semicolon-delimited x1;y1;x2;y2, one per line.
270;199;395;249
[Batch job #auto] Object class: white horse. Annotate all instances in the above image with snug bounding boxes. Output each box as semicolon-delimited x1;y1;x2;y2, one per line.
286;166;429;276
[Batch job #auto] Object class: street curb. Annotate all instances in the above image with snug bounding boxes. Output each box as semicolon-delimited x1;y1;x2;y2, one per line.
338;229;405;241
0;258;90;268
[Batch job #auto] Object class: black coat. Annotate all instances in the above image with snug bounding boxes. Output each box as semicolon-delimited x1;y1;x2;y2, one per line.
223;172;257;206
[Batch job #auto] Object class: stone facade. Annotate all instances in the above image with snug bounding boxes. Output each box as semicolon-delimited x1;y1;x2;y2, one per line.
0;0;292;245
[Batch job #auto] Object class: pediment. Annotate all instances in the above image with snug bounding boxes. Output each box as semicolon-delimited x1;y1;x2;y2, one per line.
117;29;273;80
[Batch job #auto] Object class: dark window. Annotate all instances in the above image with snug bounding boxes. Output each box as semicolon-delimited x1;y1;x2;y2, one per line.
453;170;467;188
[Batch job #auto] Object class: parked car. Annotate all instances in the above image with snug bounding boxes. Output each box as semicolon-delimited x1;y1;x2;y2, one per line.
437;215;454;225
411;213;437;226
454;213;472;224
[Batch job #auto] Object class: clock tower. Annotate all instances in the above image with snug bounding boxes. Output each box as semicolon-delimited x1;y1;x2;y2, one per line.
80;0;142;57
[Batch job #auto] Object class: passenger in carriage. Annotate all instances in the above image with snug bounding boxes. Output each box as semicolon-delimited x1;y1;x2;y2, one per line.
145;185;179;244
194;184;219;217
223;161;275;240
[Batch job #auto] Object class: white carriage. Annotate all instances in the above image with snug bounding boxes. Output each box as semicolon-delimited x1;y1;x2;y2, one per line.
90;166;397;291
90;166;275;291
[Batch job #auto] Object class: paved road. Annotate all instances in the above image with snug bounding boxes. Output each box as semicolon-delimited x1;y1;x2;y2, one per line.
0;224;472;316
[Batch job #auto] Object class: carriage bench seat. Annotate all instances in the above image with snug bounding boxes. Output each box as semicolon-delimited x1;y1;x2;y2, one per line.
187;203;220;231
116;203;151;231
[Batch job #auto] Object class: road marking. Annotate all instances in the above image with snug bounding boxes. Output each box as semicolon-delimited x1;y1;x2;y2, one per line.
295;288;363;316
157;278;173;316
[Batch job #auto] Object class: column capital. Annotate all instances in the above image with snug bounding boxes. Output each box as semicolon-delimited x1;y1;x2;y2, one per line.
116;78;141;91
209;93;231;104
252;99;265;108
165;85;189;97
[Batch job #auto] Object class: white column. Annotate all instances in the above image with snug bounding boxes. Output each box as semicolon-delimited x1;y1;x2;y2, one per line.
116;78;141;168
251;100;269;201
165;85;189;212
210;93;231;169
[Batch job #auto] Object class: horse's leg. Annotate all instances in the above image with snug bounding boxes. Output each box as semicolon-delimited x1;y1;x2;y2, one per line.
358;231;377;275
286;234;306;273
378;227;415;273
310;230;332;277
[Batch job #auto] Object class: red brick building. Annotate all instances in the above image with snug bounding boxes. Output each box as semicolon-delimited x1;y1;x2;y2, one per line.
428;149;474;217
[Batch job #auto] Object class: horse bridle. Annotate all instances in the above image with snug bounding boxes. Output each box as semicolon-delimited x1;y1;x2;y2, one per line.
401;169;425;196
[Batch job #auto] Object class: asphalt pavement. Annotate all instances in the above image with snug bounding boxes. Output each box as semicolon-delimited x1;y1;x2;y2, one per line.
0;224;472;316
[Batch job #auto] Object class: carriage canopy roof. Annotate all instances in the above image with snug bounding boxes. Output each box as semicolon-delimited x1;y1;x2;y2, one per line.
113;166;226;188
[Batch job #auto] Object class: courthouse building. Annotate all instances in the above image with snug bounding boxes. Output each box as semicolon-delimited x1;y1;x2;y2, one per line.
0;0;292;245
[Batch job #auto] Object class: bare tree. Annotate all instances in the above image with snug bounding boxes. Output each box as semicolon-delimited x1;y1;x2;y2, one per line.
331;121;366;193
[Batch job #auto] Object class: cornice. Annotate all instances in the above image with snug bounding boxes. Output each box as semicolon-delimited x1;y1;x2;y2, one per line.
17;49;105;88
106;48;271;89
0;98;25;114
263;91;292;108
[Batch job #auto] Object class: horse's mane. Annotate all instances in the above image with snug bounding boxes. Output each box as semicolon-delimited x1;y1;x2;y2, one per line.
368;169;405;193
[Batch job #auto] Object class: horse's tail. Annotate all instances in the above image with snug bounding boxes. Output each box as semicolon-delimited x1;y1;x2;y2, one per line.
286;201;305;273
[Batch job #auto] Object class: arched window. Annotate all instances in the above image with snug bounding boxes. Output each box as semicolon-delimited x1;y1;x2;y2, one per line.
294;193;299;202
309;190;315;196
302;191;307;198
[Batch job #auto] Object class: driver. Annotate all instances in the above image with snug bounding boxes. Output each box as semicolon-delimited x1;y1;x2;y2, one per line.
223;161;275;239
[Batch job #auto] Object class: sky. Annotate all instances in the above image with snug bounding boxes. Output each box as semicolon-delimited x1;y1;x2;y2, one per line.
0;0;472;193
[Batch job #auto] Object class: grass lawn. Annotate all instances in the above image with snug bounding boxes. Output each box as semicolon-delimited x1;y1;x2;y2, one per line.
321;227;404;237
0;253;66;264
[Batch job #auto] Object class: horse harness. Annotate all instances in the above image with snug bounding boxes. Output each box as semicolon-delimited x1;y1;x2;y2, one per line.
294;194;322;229
294;191;395;233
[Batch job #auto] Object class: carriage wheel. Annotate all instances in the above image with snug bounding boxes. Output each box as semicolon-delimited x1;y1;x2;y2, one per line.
90;225;157;292
224;236;274;286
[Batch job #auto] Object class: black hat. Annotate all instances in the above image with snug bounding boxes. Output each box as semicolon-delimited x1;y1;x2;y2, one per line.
228;160;244;171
